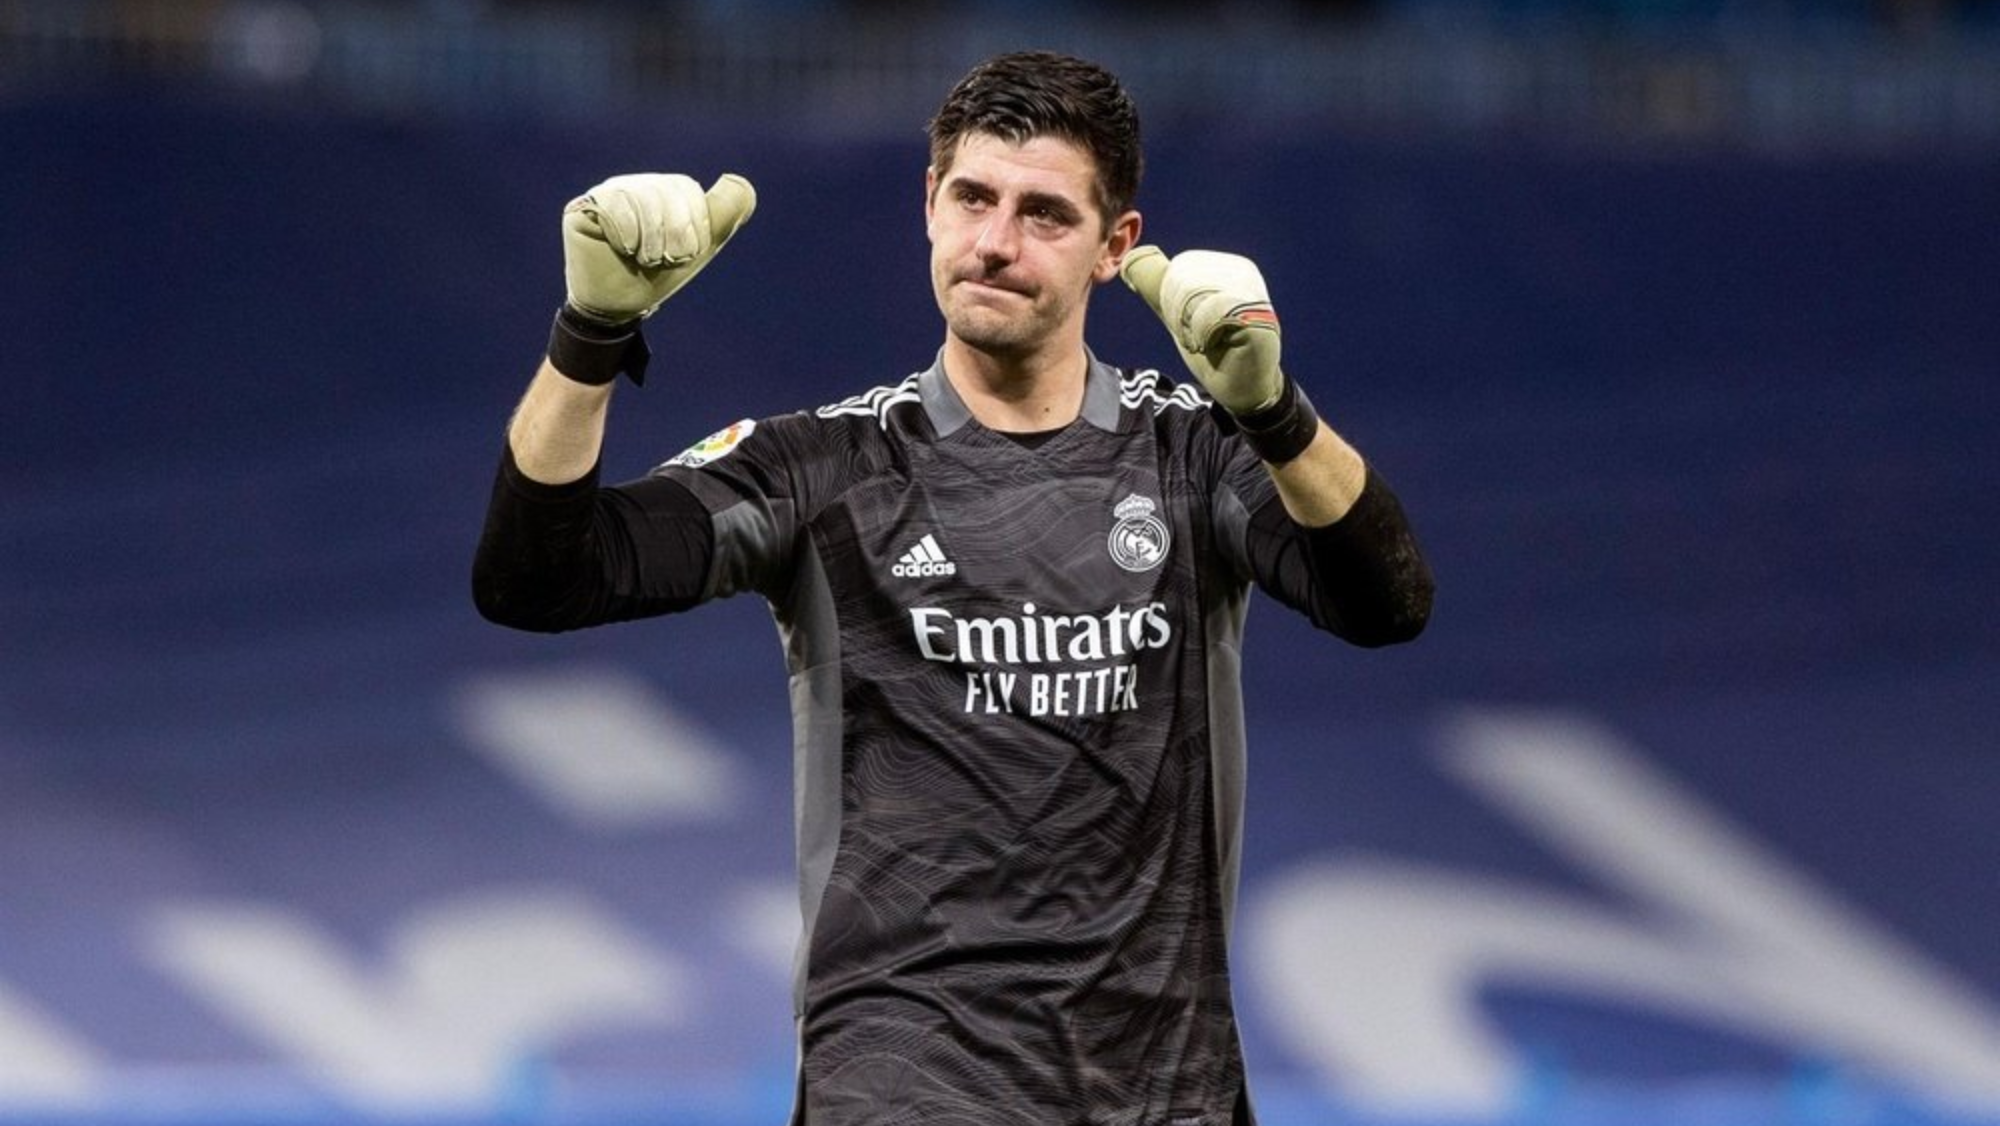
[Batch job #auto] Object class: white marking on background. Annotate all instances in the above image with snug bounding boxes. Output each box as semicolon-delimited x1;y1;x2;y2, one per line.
452;666;742;827
145;889;687;1111
0;980;102;1100
1248;707;2000;1116
725;882;802;979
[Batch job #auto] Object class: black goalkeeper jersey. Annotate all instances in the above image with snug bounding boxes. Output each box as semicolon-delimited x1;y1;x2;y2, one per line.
473;351;1432;1126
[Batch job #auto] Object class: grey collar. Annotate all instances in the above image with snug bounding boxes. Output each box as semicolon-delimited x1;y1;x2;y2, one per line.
918;348;1125;439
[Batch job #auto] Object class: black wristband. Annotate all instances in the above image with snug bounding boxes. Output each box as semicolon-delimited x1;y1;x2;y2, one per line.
546;304;651;387
1232;376;1320;465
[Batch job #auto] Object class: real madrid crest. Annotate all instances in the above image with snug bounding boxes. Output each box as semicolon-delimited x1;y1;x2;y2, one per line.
1108;493;1170;573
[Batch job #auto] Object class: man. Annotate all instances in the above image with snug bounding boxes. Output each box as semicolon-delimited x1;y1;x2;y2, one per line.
474;50;1432;1126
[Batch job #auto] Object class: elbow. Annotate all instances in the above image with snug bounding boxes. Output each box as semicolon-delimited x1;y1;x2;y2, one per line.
1348;604;1430;648
1339;571;1435;649
474;599;574;635
471;566;573;634
472;589;557;634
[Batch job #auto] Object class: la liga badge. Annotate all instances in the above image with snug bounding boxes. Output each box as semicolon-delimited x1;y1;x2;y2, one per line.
665;419;755;468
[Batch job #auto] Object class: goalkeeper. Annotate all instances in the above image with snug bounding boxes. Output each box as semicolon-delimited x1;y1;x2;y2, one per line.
474;50;1432;1126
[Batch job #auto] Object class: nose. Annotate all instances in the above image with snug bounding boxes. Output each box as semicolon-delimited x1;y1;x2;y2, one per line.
973;208;1020;266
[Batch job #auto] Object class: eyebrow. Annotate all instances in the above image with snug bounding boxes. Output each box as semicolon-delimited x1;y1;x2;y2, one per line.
946;174;1086;223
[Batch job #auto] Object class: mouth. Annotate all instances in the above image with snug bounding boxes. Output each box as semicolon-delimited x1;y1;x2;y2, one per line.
958;274;1030;298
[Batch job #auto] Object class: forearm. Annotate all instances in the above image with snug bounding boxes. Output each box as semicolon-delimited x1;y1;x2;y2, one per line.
508;358;615;486
1265;418;1367;528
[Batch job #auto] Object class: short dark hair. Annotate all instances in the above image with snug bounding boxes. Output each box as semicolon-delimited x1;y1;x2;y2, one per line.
927;51;1144;227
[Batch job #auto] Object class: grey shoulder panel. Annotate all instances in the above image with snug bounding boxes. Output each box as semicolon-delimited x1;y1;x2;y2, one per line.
705;496;797;601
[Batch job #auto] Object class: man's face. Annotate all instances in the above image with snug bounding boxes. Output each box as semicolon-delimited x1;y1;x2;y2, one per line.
926;132;1140;363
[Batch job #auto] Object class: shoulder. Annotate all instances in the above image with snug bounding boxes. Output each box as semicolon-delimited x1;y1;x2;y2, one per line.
648;372;928;507
1103;364;1267;491
1109;366;1228;454
809;370;927;432
654;368;923;472
1114;365;1213;419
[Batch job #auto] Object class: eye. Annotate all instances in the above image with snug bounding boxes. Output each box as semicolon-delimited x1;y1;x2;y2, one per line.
1024;203;1076;231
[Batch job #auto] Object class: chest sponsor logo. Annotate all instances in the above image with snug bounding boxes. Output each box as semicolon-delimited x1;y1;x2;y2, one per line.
661;419;755;469
1108;494;1170;573
909;601;1172;718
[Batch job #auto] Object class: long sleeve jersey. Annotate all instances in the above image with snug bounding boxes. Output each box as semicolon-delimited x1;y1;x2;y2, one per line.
473;353;1432;1126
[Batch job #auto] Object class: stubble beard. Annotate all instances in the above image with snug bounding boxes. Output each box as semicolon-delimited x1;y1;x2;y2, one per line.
941;279;1071;362
949;305;1037;358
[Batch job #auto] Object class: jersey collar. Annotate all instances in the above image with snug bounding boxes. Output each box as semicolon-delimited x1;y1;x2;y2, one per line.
918;348;1126;439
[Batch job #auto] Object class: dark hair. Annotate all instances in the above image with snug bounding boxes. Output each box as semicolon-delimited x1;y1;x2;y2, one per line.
927;51;1143;226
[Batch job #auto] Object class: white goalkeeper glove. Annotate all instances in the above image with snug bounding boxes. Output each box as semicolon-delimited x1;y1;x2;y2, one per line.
547;172;756;386
1121;245;1319;464
563;172;757;323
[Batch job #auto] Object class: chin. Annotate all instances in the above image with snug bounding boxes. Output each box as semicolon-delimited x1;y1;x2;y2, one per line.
947;310;1039;357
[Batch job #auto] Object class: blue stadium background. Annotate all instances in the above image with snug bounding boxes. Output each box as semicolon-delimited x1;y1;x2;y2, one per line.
3;2;1998;1124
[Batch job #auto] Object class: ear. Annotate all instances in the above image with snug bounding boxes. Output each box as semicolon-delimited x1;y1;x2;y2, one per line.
1093;209;1144;284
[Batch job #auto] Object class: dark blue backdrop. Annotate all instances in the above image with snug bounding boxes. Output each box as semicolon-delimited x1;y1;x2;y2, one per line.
2;91;1996;1124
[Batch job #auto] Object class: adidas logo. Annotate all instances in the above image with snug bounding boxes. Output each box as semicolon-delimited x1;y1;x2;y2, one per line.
891;534;957;578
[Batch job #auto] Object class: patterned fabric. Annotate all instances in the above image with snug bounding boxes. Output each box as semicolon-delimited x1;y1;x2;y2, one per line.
653;353;1289;1126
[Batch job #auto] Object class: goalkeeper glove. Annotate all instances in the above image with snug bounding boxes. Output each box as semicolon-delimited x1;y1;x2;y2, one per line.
1121;246;1319;464
547;172;757;386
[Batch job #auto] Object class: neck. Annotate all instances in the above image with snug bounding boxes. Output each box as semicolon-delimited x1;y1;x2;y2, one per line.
941;335;1089;433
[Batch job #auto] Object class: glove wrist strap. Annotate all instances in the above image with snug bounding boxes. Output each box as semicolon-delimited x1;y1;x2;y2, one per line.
1232;376;1320;465
547;304;651;387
